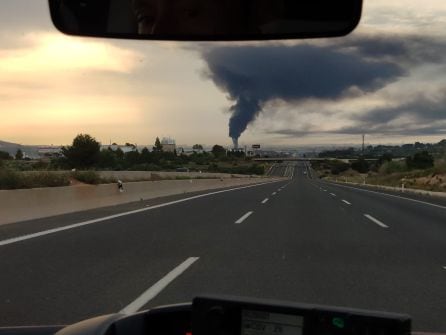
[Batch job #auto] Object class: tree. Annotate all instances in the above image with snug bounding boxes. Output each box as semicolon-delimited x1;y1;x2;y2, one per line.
192;144;203;151
124;150;141;167
98;149;117;169
378;153;393;166
140;147;152;163
15;149;24;160
61;134;101;168
153;137;163;152
115;147;125;160
406;151;434;170
0;150;12;160
212;145;226;158
351;158;370;173
329;160;350;175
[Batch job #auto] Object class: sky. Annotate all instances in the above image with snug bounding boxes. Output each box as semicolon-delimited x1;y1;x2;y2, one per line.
1;0;446;148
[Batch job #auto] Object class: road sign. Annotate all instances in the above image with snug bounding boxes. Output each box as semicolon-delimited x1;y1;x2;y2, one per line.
252;144;261;149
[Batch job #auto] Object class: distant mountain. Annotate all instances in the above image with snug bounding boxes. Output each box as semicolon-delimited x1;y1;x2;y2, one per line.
0;140;40;158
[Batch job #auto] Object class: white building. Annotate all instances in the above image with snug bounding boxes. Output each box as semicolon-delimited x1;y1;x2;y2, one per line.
101;144;136;153
161;137;176;153
37;146;62;159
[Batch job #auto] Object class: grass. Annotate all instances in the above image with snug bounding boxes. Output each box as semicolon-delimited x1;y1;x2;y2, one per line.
0;169;70;190
0;169;109;189
0;167;257;190
71;171;102;185
324;164;446;192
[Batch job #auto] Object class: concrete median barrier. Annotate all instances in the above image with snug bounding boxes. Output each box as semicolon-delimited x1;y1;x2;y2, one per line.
97;171;249;181
0;177;280;226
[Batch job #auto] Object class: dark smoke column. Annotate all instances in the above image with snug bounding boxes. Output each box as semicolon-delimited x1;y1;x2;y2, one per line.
232;138;238;149
202;44;405;144
229;96;260;149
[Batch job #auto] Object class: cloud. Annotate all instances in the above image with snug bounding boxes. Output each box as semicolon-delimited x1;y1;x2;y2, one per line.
268;90;446;137
348;91;446;134
336;34;446;65
202;41;405;142
201;33;446;141
0;32;143;74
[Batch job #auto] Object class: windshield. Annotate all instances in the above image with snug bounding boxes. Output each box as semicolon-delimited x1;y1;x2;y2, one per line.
1;0;446;332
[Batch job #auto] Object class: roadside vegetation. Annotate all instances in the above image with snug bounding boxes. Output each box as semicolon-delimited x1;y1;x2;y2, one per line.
51;134;264;175
312;148;446;192
0;170;71;190
0;134;266;190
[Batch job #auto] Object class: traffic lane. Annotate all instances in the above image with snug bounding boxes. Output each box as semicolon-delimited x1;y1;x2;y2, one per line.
0;179;284;326
311;179;446;330
319;180;446;221
316;179;446;264
296;161;311;177
270;165;287;177
145;177;446;331
0;181;283;242
324;180;446;208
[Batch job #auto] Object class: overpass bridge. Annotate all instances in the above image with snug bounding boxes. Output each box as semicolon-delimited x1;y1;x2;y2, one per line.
253;157;379;163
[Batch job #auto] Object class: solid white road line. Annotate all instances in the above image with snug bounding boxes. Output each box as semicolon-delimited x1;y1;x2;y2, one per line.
0;181;281;247
342;200;352;205
327;182;446;210
261;198;269;204
330;193;336;197
364;214;389;228
120;257;199;314
235;211;254;224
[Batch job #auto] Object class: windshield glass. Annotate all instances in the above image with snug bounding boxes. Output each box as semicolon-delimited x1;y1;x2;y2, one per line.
1;0;446;332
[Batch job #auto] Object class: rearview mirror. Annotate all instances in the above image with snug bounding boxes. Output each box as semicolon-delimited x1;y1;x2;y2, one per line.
48;0;362;41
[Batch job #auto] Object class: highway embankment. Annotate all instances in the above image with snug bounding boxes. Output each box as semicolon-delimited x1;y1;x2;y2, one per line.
0;176;281;225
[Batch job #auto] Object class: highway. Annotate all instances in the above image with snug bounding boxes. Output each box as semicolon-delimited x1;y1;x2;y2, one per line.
1;162;446;331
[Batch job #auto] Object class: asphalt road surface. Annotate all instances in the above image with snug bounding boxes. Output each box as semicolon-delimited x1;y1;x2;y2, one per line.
1;162;446;331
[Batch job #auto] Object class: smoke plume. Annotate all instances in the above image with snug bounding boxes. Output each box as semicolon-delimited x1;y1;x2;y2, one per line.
202;42;405;143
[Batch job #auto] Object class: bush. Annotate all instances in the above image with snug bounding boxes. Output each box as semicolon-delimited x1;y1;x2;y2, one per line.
351;158;370;173
0;151;12;160
31;161;50;170
0;170;70;189
433;159;446;174
406;151;434;170
329;161;350;175
379;161;407;174
28;172;70;188
0;169;21;189
72;171;101;184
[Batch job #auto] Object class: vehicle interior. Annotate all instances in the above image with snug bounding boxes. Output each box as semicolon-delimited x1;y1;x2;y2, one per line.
1;0;445;334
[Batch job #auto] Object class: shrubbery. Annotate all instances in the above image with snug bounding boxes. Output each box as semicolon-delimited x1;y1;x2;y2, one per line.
351;158;370;173
329;161;350;175
0;170;70;190
378;161;407;174
71;171;102;184
406;151;434;170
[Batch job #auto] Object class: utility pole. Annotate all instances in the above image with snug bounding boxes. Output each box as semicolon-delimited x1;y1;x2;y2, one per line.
362;134;365;156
